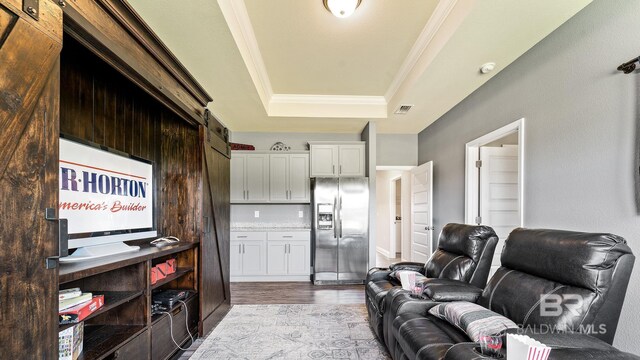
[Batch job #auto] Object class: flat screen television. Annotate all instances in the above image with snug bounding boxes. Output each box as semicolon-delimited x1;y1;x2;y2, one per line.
59;136;157;262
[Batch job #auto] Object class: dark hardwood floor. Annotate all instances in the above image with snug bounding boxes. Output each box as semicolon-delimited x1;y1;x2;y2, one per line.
231;281;366;305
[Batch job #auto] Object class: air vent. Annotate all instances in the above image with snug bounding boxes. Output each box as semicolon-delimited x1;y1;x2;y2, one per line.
394;104;413;115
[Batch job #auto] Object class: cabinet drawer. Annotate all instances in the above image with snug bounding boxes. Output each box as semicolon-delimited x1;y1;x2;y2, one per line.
231;231;267;241
268;231;310;241
109;329;149;359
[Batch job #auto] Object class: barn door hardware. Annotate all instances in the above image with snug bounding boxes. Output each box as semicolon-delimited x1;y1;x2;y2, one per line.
44;208;69;269
23;0;39;20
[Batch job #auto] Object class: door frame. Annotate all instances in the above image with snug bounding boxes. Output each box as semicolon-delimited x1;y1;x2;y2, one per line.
410;161;434;262
464;118;525;226
389;175;402;256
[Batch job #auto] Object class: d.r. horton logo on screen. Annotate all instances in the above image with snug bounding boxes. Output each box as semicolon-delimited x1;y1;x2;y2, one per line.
59;167;149;213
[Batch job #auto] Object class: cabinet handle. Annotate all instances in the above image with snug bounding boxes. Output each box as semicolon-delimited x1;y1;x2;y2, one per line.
237;235;247;238
286;244;290;253
282;235;293;238
332;165;335;174
340;165;342;174
243;244;245;253
238;244;242;254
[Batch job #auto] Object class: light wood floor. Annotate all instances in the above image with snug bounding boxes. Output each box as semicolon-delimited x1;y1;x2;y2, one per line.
231;281;365;305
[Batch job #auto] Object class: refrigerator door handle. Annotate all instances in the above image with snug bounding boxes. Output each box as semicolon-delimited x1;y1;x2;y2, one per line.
338;196;343;239
333;196;338;239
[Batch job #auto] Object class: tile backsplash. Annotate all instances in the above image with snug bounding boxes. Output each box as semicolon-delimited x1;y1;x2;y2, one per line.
231;204;311;229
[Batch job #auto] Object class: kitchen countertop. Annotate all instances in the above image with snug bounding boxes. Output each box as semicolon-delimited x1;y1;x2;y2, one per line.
231;224;311;232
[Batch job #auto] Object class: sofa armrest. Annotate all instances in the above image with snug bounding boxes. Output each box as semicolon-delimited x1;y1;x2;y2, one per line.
389;261;425;273
387;288;439;317
422;278;483;302
366;267;392;283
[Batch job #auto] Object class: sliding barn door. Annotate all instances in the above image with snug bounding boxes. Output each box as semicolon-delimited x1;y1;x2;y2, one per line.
199;113;231;335
0;0;63;356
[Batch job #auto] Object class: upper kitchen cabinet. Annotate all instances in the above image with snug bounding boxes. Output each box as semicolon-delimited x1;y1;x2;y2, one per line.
309;142;366;177
231;153;270;202
270;153;310;203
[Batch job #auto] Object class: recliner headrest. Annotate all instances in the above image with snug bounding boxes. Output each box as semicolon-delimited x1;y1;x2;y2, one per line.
501;228;632;291
437;223;498;263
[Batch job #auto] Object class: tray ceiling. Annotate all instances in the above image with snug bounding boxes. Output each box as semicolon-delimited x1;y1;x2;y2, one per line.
127;0;592;133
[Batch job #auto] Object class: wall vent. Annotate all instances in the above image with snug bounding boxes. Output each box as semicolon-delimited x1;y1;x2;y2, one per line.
394;104;413;114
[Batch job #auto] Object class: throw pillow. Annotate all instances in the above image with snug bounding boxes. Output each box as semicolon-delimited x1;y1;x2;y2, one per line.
428;301;518;342
389;270;427;291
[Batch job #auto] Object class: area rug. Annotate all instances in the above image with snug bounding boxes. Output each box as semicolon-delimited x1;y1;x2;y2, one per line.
189;304;390;360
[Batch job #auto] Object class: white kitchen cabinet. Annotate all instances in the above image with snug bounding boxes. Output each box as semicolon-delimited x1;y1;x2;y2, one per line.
230;232;267;277
232;230;310;281
309;142;365;177
269;153;310;203
267;240;310;276
231;153;269;202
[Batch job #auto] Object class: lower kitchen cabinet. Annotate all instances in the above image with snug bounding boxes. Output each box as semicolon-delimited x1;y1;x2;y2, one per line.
231;230;310;281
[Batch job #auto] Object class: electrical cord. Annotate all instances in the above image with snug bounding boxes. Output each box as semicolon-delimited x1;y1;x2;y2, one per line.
157;310;190;351
178;299;195;345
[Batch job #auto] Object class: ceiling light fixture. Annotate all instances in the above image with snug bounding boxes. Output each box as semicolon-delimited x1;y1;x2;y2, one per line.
323;0;362;18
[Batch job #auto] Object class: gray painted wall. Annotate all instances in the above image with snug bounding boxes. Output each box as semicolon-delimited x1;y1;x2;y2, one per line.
417;0;640;353
377;134;418;166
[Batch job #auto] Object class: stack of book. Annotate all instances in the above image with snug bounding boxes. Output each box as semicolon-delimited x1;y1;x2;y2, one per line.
59;288;105;325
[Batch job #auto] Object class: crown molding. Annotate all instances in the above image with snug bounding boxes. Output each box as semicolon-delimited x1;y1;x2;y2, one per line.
217;0;471;119
217;0;273;110
269;94;387;118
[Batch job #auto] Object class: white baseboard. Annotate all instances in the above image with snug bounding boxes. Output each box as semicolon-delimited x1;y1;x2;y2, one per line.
376;247;391;258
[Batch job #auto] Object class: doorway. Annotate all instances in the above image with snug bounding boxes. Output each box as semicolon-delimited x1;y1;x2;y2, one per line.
375;167;414;267
465;119;524;276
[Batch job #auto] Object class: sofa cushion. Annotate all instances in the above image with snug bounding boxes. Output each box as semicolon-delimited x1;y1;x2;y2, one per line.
428;301;518;342
393;313;469;360
501;228;632;292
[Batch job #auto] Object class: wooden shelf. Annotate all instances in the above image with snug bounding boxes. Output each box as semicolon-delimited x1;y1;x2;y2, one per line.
59;291;144;331
151;268;193;290
77;324;146;360
59;243;198;284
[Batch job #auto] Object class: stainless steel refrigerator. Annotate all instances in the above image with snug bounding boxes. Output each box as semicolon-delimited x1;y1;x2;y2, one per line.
311;177;369;285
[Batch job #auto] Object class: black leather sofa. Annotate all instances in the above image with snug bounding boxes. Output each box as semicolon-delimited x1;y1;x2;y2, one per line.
365;223;498;340
383;228;638;360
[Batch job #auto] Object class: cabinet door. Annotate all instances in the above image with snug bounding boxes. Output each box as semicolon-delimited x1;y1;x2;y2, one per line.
230;154;246;202
289;154;310;203
288;242;310;275
310;145;339;177
269;154;289;202
338;144;365;177
230;242;243;275
242;240;266;275
245;154;270;201
267;241;288;275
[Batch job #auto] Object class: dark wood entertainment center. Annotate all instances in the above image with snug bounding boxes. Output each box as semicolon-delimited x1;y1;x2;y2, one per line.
0;0;231;358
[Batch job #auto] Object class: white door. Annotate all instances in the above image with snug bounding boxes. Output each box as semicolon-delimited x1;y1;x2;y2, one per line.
288;242;309;275
480;145;519;276
269;154;289;202
289;154;310;202
230;154;246;202
338;144;365;177
230;241;243;275
267;241;288;275
310;145;339;177
242;240;266;275
245;154;269;201
411;161;433;263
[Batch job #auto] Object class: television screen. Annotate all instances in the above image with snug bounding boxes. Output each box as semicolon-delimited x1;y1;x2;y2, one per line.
59;137;154;245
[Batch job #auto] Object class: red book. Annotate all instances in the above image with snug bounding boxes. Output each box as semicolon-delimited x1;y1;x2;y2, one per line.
59;295;105;325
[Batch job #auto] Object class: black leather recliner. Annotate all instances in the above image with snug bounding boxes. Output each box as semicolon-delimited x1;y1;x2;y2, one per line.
365;223;498;340
385;228;638;360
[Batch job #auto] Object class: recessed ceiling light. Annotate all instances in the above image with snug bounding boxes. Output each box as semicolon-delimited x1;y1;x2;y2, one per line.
480;62;496;74
323;0;362;18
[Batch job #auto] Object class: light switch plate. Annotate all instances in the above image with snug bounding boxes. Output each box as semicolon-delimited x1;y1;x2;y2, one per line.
298;211;304;218
254;211;260;218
